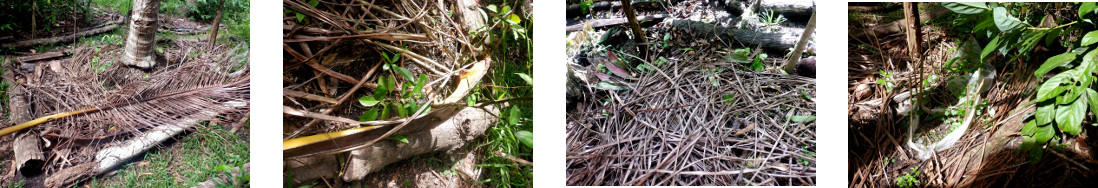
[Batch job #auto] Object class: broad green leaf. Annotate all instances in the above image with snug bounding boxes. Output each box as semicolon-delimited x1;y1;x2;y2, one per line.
358;96;381;107
1083;49;1098;74
359;108;379;122
1021;119;1037;135
380;103;391;120
396;102;409;117
307;0;319;7
515;130;533;148
515;73;533;86
981;36;999;61
487;4;497;13
413;74;428;96
729;48;751;63
387;75;398;93
1081;2;1097;19
395;66;414;81
374;76;389;98
1036;102;1055;125
509;108;521;125
1082;31;1098;46
1036;71;1072;102
508;14;522;24
390;135;409;143
501;5;511;14
1088;88;1098;121
1058;84;1085;105
791;115;816;123
1020;135;1036;151
1035;53;1076;77
593;82;629;90
1057;96;1087;135
215;164;232;171
1034;122;1055;145
1045;28;1062;47
943;2;989;14
993;7;1025;33
295;13;305;23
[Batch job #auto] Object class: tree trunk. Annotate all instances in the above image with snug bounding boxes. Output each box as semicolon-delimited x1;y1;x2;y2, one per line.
619;0;648;58
206;0;226;50
122;0;162;68
783;10;815;74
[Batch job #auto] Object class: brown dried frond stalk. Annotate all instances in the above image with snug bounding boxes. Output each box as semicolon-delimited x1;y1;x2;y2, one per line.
12;47;250;140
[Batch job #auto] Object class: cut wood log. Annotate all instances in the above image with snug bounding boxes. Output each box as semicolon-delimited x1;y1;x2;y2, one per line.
286;105;501;182
565;14;669;32
4;60;45;178
0;22;120;49
15;52;67;63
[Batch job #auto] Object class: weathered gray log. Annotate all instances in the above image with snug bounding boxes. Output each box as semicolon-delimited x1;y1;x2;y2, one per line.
286;105;500;183
0;22;120;49
565;14;669;32
565;0;664;19
727;0;815;20
669;19;807;52
852;8;948;39
4;60;45;177
15;52;67;63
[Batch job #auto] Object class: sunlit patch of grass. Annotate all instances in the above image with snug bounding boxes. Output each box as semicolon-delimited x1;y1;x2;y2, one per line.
83;122;249;187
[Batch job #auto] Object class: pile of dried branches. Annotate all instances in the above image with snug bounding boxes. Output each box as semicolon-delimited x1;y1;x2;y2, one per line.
567;34;816;185
282;0;505;186
5;34;249;186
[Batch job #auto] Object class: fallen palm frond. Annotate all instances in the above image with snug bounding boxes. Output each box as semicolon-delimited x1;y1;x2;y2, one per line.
4;40;251;186
282;59;489;159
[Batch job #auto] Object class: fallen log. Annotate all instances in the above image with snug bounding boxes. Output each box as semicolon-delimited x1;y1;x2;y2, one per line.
565;0;664;19
4;59;45;178
565;14;669;32
1;22;120;49
851;8;949;40
16;52;67;63
286;105;501;183
668;18;808;53
726;0;815;21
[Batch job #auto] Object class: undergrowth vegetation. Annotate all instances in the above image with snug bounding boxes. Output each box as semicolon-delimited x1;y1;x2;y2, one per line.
942;2;1098;162
475;0;533;187
84;123;249;187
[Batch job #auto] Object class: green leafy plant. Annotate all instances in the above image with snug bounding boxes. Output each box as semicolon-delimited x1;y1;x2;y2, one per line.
943;2;1098;162
726;48;767;72
895;167;920;188
759;9;787;25
876;70;895;92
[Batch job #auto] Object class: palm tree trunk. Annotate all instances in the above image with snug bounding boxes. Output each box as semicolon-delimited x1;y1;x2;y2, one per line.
122;0;162;68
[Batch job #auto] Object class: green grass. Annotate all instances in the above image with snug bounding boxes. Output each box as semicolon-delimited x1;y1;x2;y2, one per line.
474;1;533;186
83;122;249;187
